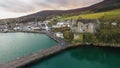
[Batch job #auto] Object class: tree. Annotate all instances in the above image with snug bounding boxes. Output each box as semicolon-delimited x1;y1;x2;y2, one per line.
63;31;74;42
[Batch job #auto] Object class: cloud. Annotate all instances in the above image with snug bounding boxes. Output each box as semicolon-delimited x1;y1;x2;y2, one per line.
0;0;103;19
0;9;31;19
0;0;36;13
31;0;104;10
0;0;103;13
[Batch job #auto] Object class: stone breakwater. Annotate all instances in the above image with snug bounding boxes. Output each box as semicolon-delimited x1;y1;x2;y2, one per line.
0;44;79;68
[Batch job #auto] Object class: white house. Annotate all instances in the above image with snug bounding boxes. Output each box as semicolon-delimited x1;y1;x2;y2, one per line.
55;32;64;38
39;23;50;31
52;22;70;28
13;27;21;31
0;23;8;31
111;22;117;26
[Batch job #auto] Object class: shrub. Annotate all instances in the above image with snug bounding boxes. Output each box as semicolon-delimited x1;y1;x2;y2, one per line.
63;31;74;42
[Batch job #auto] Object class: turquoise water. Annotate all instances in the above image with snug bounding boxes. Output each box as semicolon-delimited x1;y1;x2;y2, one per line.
29;46;120;68
0;33;58;64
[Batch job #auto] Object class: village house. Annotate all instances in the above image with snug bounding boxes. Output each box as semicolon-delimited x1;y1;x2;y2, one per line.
54;32;64;38
0;23;9;32
43;20;51;25
13;21;51;31
52;19;100;33
111;22;117;26
14;21;40;31
52;21;70;28
38;23;51;31
14;23;27;31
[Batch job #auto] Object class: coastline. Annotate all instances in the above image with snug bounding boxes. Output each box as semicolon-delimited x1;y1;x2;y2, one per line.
1;31;120;47
0;31;120;68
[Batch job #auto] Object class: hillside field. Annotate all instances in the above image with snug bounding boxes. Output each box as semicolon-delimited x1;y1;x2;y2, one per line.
56;9;120;21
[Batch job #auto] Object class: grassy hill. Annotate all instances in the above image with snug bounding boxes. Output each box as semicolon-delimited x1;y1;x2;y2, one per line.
56;9;120;21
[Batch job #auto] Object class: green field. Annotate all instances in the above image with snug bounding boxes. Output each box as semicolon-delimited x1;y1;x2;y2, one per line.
57;9;120;21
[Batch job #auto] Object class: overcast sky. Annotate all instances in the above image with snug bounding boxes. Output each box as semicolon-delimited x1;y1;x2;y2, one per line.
0;0;103;19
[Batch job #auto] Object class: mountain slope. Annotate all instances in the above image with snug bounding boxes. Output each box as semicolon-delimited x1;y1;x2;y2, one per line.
23;0;120;19
0;0;120;23
57;9;120;20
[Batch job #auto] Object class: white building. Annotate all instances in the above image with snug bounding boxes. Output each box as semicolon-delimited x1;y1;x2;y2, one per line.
52;22;70;28
39;23;51;31
55;32;64;38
